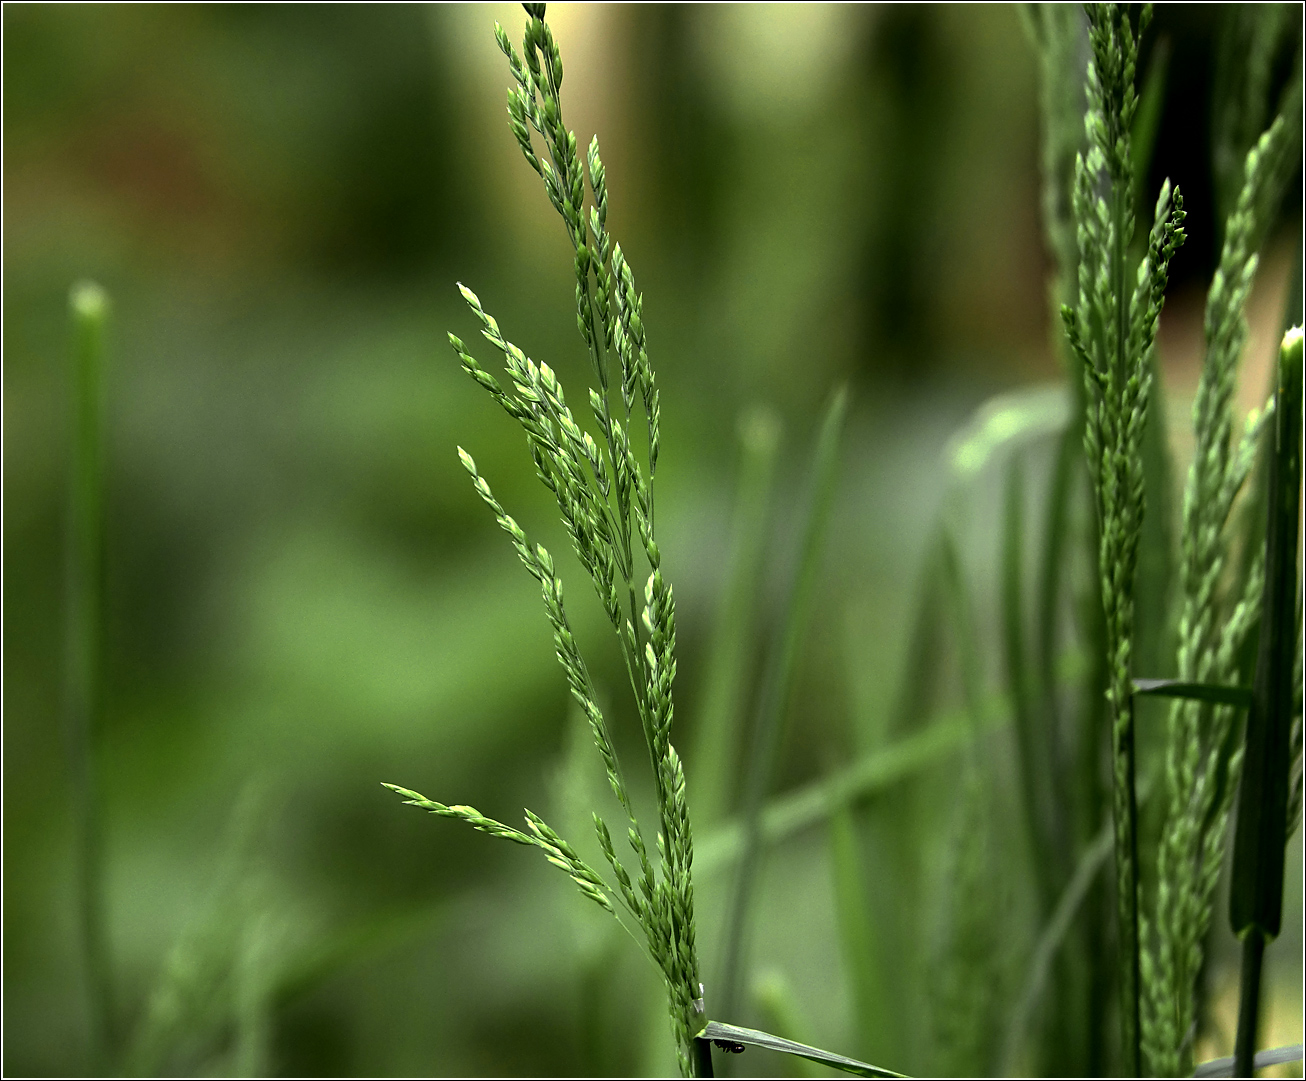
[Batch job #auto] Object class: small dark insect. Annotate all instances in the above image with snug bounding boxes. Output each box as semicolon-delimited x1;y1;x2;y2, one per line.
712;1040;747;1054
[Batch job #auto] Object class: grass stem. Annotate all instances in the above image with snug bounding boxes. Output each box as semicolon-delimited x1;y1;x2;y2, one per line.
691;405;782;827
64;281;114;1069
1233;933;1265;1078
717;386;848;1022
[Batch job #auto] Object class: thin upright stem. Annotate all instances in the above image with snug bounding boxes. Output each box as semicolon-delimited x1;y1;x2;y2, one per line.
1115;693;1141;1077
692;1036;715;1078
1107;175;1141;1081
64;282;113;1069
716;389;847;1023
1234;933;1265;1078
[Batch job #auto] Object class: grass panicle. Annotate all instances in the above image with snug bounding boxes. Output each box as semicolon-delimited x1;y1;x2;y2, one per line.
389;6;705;1073
1143;106;1297;1077
828;806;881;1062
1059;4;1188;1072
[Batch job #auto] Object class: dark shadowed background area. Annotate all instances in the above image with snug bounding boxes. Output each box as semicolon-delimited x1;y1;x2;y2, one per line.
4;4;1302;1077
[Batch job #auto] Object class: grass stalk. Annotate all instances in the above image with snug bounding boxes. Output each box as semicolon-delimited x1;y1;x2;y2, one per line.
1234;934;1265;1079
938;528;985;731
1002;818;1114;1075
64;281;114;1070
716;386;848;1023
691;405;782;827
1003;453;1063;913
829;805;887;1062
1004;449;1090;1073
695;697;1006;877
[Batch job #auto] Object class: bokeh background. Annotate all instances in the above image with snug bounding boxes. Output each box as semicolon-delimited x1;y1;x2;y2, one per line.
4;4;1302;1077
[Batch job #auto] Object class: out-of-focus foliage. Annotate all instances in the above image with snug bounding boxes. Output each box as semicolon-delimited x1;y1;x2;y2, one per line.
3;4;1301;1077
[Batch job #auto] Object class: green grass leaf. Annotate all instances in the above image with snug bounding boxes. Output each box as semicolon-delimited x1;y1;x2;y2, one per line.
1002;821;1113;1074
829;806;889;1063
699;1021;907;1079
1230;327;1303;1074
1193;1042;1305;1078
1231;327;1303;940
1131;679;1253;709
695;700;1006;877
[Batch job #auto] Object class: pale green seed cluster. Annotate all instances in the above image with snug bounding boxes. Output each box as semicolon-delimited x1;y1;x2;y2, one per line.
1142;113;1295;1078
1060;5;1186;1074
387;5;703;1074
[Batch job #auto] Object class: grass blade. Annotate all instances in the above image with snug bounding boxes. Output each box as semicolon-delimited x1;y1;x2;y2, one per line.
700;1021;907;1079
695;698;1006;876
751;970;823;1078
691;405;782;827
829;806;889;1062
1036;419;1078;771
64;281;114;1069
1192;1042;1305;1078
1131;679;1253;709
1285;222;1303;329
1002;820;1113;1074
1230;327;1304;1074
1003;453;1063;909
716;386;849;1021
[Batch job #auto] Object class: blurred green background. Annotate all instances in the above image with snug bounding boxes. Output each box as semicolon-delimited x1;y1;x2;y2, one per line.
4;4;1301;1077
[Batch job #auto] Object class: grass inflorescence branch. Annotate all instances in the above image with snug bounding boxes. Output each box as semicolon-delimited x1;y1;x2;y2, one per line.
388;5;706;1074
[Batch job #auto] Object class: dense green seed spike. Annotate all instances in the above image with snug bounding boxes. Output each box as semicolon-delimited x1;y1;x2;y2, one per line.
1143;90;1298;1078
1061;5;1185;1074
